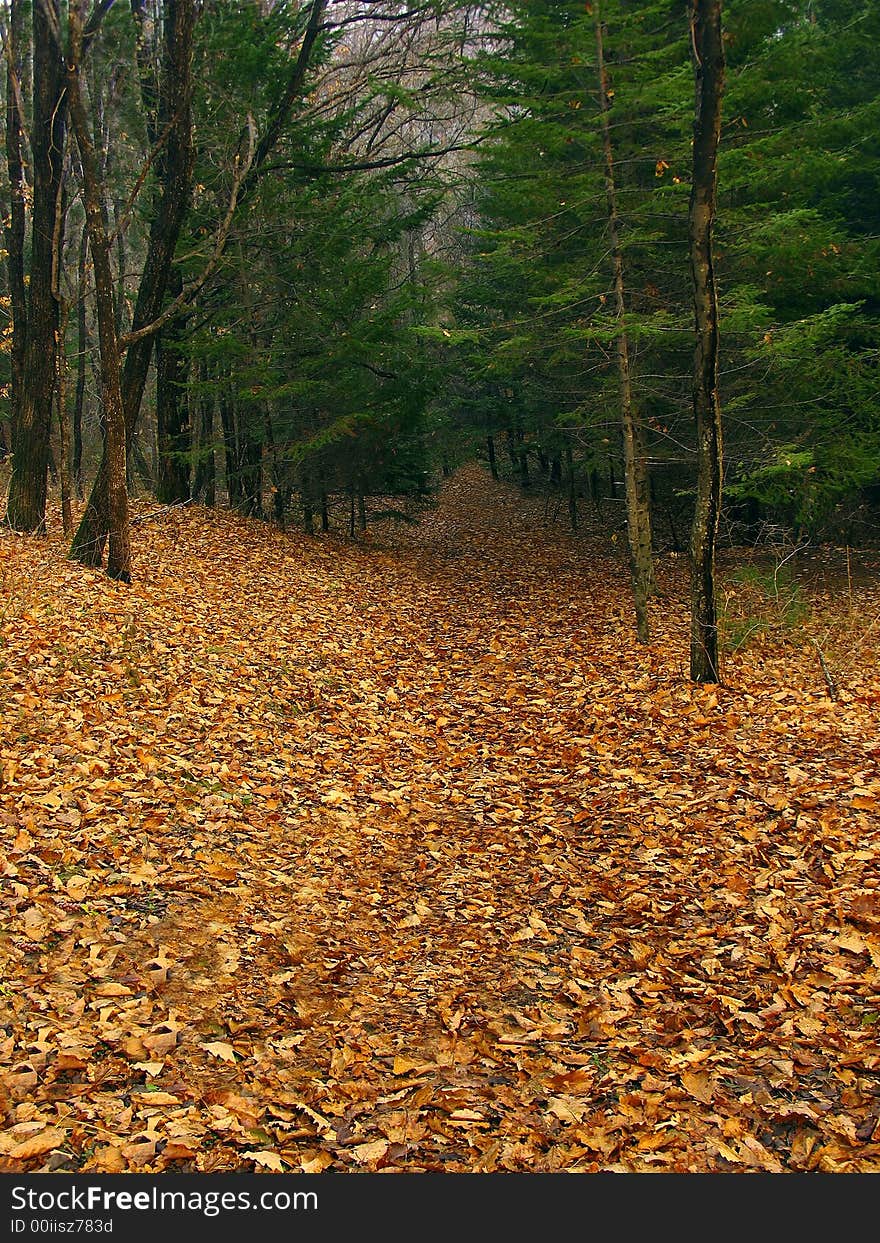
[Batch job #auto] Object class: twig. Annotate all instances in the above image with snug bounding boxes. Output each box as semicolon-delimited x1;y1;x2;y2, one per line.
129;499;195;526
810;638;838;701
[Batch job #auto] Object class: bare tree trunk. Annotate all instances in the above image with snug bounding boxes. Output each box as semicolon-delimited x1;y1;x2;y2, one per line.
5;0;66;532
688;0;725;682
155;265;191;502
70;0;196;565
69;0;327;563
56;304;73;536
74;223;89;497
5;0;27;445
595;3;654;644
67;5;130;582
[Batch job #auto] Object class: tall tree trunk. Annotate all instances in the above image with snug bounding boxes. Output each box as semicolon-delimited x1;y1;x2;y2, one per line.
219;368;242;509
486;433;498;480
688;0;725;682
5;0;66;532
5;0;27;446
56;304;73;536
595;3;654;644
67;7;131;582
70;0;196;564
155;266;191;502
69;0;327;563
73;224;89;498
192;356;215;505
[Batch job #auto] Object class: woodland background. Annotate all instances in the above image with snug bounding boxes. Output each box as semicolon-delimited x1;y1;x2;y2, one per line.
0;0;879;1176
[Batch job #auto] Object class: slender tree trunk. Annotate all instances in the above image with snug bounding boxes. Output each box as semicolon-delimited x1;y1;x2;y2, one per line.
56;306;73;536
5;0;66;532
73;224;89;498
219;368;241;508
595;4;654;643
69;0;326;563
486;433;498;480
567;446;578;533
155;266;191;502
688;0;725;682
67;8;130;582
301;470;314;534
70;0;196;564
5;0;27;446
192;356;215;505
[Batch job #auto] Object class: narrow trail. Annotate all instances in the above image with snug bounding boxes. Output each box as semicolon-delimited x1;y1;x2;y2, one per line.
1;467;878;1172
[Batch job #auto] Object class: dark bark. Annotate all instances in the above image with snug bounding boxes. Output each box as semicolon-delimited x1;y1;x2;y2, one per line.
567;446;578;533
219;369;241;508
595;3;654;643
56;299;73;536
191;356;215;505
5;0;27;443
688;0;726;682
5;0;66;532
74;223;89;498
486;434;498;480
155;266;191;502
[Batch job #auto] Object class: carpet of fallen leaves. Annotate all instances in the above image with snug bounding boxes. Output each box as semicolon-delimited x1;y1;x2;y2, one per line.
1;464;879;1175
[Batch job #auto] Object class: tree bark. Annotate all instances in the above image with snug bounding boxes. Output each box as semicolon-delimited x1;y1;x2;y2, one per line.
4;0;27;445
5;0;66;532
74;223;89;497
70;0;196;564
688;0;725;682
595;3;654;644
69;0;326;561
67;4;131;582
155;266;191;502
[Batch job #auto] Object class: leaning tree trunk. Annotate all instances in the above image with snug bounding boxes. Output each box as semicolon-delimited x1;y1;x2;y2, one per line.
687;0;725;682
67;9;131;582
595;3;654;644
5;0;66;532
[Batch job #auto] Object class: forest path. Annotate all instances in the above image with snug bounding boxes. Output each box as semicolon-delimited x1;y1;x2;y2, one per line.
1;467;878;1173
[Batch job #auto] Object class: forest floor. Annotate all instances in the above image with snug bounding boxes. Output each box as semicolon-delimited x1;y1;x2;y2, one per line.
1;464;879;1174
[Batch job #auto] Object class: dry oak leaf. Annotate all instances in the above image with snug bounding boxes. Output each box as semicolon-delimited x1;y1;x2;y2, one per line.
202;1041;237;1064
243;1150;285;1172
681;1072;717;1105
8;1129;68;1160
353;1139;389;1166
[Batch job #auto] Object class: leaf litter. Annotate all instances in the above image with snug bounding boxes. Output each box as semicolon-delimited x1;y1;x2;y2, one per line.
1;466;878;1173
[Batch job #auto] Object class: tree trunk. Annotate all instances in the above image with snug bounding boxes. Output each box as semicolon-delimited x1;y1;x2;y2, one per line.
192;356;215;505
67;8;131;582
595;4;654;643
486;433;498;480
70;0;196;565
688;0;726;682
5;0;66;532
567;445;578;533
155;266;191;502
69;0;326;563
5;0;27;446
56;307;73;536
73;223;89;498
